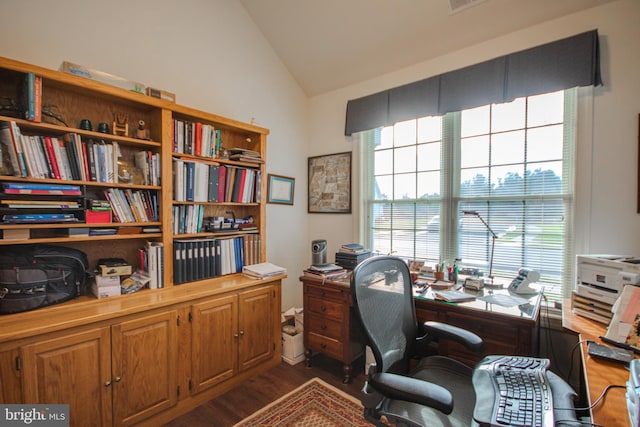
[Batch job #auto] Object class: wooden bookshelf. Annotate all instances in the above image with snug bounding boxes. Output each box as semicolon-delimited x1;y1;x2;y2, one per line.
0;55;280;427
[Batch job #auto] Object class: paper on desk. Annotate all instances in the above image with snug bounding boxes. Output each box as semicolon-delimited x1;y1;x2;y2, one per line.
605;285;640;346
477;293;530;307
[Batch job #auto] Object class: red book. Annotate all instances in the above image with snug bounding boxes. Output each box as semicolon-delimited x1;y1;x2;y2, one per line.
217;165;227;202
81;141;90;181
43;137;61;179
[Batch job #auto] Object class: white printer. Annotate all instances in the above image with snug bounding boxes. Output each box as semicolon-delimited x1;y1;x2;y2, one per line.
573;255;640;323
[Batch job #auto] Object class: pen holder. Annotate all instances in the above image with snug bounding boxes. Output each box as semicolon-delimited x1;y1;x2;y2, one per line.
434;271;445;281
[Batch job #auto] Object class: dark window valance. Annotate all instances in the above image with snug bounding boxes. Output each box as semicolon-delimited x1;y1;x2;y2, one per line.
345;30;602;136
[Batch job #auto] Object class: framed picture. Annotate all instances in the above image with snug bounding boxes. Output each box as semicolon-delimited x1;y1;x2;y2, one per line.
267;174;295;205
308;151;352;213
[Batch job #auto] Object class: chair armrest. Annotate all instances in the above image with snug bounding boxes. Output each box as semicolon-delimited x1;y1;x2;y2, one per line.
421;321;483;352
368;372;453;415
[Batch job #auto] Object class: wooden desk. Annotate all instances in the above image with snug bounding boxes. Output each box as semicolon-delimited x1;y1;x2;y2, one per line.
415;287;542;366
300;274;541;381
562;300;630;427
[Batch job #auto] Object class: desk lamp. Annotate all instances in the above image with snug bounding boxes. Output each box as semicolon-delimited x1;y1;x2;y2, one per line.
462;210;498;284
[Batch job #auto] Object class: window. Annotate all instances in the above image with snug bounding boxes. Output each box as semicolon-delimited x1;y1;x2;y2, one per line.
360;89;576;303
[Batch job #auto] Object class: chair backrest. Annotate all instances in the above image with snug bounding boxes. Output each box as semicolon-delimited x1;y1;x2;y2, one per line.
351;256;417;375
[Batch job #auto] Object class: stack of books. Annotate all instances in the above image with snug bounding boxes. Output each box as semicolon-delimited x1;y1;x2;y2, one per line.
228;148;264;164
303;263;349;280
242;262;287;279
335;243;371;269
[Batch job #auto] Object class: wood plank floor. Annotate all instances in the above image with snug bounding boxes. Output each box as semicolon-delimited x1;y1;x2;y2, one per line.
161;354;366;427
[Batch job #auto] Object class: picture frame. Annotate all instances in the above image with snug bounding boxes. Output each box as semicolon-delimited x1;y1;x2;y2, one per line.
308;151;352;213
267;174;295;205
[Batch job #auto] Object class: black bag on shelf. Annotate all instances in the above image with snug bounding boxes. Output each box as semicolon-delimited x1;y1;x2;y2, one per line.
0;244;89;315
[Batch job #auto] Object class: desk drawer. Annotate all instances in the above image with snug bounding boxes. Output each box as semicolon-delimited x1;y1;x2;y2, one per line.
307;297;343;320
308;332;343;359
306;313;342;340
305;284;346;302
442;312;517;343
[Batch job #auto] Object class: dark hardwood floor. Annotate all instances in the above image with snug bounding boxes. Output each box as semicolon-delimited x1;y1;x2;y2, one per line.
162;354;366;427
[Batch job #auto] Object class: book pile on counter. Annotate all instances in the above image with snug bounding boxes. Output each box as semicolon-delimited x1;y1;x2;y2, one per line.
335;243;371;269
242;262;287;279
303;263;349;280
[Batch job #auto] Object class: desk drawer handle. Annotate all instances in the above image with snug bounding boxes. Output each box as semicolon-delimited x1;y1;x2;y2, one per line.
320;343;327;349
321;306;327;312
321;291;326;297
321;324;327;330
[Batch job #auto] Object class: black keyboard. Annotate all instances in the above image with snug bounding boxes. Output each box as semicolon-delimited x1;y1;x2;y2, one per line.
472;355;554;427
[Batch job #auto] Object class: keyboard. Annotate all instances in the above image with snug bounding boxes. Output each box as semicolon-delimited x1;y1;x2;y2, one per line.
472;355;554;427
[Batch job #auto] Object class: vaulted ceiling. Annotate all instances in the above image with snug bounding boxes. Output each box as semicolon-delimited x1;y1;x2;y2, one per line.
240;0;616;96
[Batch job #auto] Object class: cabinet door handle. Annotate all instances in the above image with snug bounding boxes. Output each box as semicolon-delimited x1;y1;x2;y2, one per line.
104;380;111;387
239;330;245;336
234;333;239;338
114;376;121;382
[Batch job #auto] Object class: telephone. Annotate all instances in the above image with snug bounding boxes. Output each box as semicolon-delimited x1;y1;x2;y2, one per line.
508;268;541;295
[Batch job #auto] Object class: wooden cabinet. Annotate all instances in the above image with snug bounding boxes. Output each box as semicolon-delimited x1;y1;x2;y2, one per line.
301;277;363;383
190;284;276;394
111;312;178;426
21;327;112;427
20;311;178;427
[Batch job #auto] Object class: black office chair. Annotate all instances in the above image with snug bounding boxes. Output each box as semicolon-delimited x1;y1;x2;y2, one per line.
350;256;579;427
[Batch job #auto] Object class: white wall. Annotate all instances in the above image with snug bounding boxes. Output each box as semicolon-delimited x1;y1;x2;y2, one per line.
0;0;309;310
308;0;640;268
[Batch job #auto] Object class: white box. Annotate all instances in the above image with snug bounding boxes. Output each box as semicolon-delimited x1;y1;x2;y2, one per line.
92;276;121;299
281;332;305;365
91;282;121;299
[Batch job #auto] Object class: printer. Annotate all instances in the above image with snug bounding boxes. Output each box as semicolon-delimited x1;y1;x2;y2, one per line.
573;255;640;323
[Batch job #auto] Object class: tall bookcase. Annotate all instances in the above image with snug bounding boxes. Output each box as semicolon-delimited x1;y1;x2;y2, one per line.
0;56;281;427
0;56;268;286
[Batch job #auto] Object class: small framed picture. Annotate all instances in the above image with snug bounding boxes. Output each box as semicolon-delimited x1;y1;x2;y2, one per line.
267;174;295;205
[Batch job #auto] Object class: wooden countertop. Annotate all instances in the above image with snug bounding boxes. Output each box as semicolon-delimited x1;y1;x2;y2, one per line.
562;299;631;427
0;273;287;344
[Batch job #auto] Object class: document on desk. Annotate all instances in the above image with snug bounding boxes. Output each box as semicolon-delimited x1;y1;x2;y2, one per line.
604;284;640;349
477;293;530;307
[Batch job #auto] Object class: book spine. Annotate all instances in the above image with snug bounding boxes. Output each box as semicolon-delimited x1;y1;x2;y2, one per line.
33;75;42;123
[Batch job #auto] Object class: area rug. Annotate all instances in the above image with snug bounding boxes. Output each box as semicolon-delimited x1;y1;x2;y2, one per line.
232;377;373;426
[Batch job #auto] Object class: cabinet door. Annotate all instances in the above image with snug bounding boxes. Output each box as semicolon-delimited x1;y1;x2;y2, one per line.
191;294;238;393
21;327;112;427
111;311;178;427
238;285;275;371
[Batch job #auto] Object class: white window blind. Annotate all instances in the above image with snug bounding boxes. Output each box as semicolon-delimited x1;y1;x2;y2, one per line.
361;89;576;303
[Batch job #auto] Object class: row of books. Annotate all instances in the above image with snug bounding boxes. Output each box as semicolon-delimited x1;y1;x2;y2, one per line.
173;235;260;284
138;241;164;289
173;160;261;204
172;119;222;158
103;188;159;223
2;212;79;224
172;204;204;235
0;120;160;185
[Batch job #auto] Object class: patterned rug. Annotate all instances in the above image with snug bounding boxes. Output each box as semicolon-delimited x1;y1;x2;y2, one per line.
232;378;373;426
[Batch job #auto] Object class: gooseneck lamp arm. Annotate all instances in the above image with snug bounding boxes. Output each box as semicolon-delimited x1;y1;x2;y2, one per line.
462;210;498;282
